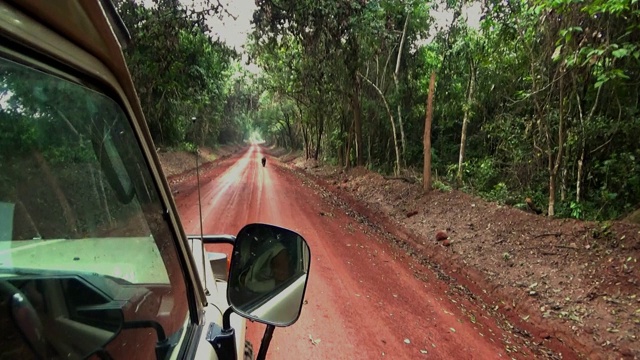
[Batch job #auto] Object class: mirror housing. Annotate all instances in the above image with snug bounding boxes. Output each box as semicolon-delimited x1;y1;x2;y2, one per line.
227;223;311;327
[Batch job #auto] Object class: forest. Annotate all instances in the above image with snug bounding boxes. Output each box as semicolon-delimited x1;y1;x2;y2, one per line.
116;0;640;222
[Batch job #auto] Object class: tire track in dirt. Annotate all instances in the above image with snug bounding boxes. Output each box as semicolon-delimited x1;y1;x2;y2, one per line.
174;145;539;359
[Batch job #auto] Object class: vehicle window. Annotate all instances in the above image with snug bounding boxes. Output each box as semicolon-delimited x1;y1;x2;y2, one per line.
0;56;188;359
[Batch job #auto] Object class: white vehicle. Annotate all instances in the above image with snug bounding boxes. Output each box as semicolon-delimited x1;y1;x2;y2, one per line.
0;1;310;359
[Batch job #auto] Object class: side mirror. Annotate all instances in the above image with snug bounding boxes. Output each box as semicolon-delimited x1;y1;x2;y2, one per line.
227;223;311;326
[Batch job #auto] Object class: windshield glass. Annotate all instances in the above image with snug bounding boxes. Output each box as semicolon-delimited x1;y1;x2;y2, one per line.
0;56;188;359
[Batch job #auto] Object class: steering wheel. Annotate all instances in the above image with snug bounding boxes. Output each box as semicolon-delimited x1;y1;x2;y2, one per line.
0;280;47;359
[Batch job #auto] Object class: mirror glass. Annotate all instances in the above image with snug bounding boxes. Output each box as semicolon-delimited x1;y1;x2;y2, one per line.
227;223;311;326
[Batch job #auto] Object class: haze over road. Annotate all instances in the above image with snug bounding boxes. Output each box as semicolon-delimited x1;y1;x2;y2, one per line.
174;145;518;359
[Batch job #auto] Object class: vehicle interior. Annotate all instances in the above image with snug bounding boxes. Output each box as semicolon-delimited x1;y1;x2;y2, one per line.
0;45;187;360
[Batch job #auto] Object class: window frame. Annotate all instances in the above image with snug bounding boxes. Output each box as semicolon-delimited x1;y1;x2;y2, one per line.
0;21;205;359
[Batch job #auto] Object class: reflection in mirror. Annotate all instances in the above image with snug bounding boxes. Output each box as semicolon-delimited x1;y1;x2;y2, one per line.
227;223;310;326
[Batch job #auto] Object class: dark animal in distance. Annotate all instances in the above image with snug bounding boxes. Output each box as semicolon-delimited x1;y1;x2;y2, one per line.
261;157;266;167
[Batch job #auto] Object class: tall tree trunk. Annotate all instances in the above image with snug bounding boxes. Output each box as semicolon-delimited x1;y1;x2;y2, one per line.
548;73;565;217
574;84;602;203
367;134;372;167
358;73;401;175
456;61;476;187
424;71;436;192
284;113;295;149
548;172;556;216
561;139;570;202
314;115;324;161
561;165;567;202
345;118;355;169
576;144;585;203
340;115;346;167
352;76;363;166
394;12;410;161
302;124;310;159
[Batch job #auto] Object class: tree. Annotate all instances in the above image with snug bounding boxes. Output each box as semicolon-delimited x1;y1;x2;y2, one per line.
117;0;238;146
424;71;436;192
246;0;640;221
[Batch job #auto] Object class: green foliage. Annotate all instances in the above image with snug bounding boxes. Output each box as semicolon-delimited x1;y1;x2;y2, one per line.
591;221;615;242
117;0;238;147
179;142;198;154
432;179;452;192
482;183;511;205
246;0;640;221
569;201;583;220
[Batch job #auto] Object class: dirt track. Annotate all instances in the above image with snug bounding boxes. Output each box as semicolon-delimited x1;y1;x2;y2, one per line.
171;145;578;359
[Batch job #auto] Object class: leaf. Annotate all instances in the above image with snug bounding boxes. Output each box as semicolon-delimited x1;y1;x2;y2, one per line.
612;48;629;58
309;335;321;345
552;45;563;61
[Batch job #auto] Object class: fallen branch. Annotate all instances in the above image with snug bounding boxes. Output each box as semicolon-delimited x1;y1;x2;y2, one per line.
532;232;562;238
552;245;578;250
383;176;416;184
522;244;578;252
540;251;559;256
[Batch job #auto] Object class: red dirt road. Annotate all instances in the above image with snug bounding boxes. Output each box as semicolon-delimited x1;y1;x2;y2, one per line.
174;145;525;359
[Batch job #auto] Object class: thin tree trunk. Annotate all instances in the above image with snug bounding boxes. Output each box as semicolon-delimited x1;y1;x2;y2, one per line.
386;137;392;167
561;137;570;202
548;73;565;217
284;113;295;149
424;71;436;192
561;166;567;202
456;61;476;187
394;12;410;160
314;115;324;161
302;125;309;159
367;135;372;167
574;84;602;203
353;77;363;166
358;72;401;175
345;118;354;169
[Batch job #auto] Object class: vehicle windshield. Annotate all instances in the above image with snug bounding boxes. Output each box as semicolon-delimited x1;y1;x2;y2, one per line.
0;56;188;359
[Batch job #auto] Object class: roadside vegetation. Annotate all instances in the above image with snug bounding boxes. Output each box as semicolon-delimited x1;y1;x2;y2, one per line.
118;1;640;357
116;0;259;151
118;0;640;222
247;0;640;223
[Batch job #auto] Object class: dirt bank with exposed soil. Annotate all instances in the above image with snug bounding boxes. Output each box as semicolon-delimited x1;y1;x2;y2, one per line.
166;145;541;359
157;143;245;183
159;145;640;359
279;153;640;360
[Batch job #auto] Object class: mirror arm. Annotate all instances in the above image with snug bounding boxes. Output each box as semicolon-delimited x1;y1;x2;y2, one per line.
206;311;238;360
256;324;275;360
188;235;236;245
202;235;235;245
222;306;234;331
